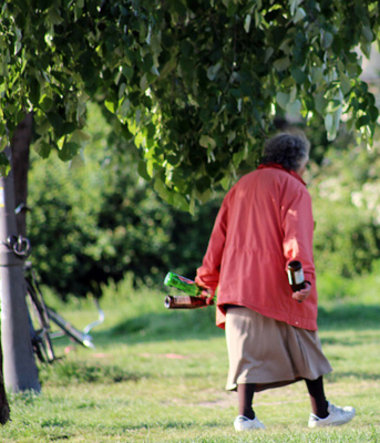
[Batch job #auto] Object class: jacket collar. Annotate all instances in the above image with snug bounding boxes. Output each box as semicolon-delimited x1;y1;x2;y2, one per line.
257;163;306;186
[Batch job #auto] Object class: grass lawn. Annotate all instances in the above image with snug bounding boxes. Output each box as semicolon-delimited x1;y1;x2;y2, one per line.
0;281;379;442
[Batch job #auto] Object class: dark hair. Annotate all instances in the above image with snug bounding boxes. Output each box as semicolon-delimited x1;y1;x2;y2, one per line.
262;132;310;171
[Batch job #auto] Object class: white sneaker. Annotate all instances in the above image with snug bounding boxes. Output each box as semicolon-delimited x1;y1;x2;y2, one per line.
308;402;356;428
234;415;265;431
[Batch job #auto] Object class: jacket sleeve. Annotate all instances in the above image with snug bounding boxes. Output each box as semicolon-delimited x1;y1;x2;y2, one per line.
282;186;316;285
195;197;229;293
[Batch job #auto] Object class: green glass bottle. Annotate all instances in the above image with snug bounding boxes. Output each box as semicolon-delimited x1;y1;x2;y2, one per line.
164;272;201;296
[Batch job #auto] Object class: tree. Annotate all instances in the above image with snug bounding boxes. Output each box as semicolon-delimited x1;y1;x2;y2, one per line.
0;0;379;210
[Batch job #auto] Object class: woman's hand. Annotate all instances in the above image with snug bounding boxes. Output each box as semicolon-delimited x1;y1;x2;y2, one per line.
200;287;213;296
292;281;311;303
200;287;215;305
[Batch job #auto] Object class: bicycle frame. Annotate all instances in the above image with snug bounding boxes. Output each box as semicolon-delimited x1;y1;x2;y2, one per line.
25;263;104;350
3;234;105;362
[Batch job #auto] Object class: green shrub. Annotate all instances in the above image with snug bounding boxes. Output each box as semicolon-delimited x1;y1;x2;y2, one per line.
27;105;221;300
311;139;380;283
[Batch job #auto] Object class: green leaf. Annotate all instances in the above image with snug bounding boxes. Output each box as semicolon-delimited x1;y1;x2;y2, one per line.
138;160;151;180
293;7;306;23
264;47;274;63
170;192;190;212
139;73;149;91
322;31;333;49
289;85;297;103
153;175;171;201
47;112;64;137
324;113;333;135
339;72;352;95
356;114;370;128
368;106;379;123
286;99;301;117
62;122;77;135
70;130;91;144
0;151;10;177
232;149;246;167
220;174;232;190
196;188;212;204
289;0;303;16
47;7;64;25
199;135;216;150
315;92;327;114
310;67;324;84
360;41;371;59
276;91;290;110
324;107;342;141
40;95;54;112
195;176;211;193
207;62;222;81
33;138;52;158
362;26;373;42
291;67;306;84
74;0;84;21
244;14;251;33
58;141;80;161
104;100;116;114
28;77;41;105
273;57;290;72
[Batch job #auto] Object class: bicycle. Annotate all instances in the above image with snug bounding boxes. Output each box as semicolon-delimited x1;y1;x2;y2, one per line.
4;234;105;364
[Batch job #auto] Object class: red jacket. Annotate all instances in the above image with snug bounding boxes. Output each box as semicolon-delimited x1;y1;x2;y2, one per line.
195;165;318;331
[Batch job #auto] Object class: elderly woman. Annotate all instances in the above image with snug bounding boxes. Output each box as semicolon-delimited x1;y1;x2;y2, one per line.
195;132;355;431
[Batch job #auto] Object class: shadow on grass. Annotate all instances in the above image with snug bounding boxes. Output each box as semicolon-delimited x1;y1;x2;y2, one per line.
320;328;379;346
327;371;380;381
39;358;147;387
318;303;380;329
93;305;223;345
91;302;380;346
120;419;225;431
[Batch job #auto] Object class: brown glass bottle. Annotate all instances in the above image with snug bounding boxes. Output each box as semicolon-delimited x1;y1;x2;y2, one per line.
164;295;213;309
287;260;306;291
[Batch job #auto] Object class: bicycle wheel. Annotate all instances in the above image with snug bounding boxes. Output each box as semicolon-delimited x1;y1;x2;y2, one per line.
46;307;95;349
26;282;56;363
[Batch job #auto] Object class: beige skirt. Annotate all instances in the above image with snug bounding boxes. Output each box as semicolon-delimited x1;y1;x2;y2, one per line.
225;307;332;392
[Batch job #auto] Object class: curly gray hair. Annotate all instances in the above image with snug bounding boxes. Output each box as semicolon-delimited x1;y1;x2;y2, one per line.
262;132;310;171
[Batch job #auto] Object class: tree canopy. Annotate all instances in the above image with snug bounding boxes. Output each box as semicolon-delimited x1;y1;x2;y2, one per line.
1;0;379;209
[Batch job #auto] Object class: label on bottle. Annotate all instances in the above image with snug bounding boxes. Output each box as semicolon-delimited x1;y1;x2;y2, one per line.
293;268;304;284
164;295;208;309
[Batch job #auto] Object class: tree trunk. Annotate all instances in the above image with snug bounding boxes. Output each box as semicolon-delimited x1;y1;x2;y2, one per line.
0;113;40;402
0;159;41;393
0;339;10;425
0;113;33;421
11;113;32;236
